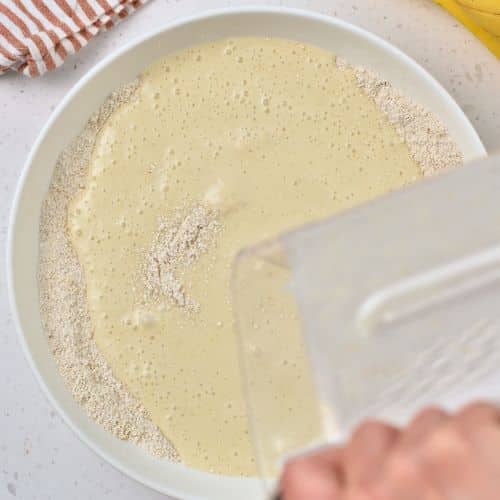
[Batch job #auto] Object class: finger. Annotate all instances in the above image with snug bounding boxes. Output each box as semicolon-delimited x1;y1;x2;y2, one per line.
344;420;400;486
295;445;346;483
465;418;500;463
398;407;449;450
343;486;375;500
416;422;489;499
464;423;500;495
369;452;442;500
455;404;500;496
456;402;500;433
280;448;344;500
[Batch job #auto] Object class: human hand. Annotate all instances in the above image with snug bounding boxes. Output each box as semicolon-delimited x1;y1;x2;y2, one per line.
279;402;500;499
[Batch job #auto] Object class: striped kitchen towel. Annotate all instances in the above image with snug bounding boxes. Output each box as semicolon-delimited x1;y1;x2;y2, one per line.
0;0;148;77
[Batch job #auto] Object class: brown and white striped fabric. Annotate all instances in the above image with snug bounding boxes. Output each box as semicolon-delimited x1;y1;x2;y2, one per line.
0;0;147;76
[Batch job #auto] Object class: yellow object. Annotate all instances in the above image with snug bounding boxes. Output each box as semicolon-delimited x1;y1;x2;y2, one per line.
435;0;500;58
466;6;500;33
458;0;500;14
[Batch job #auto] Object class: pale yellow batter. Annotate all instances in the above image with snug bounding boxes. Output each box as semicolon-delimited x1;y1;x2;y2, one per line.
68;38;422;475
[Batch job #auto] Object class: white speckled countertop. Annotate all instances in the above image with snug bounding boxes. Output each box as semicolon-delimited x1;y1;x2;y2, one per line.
0;1;499;498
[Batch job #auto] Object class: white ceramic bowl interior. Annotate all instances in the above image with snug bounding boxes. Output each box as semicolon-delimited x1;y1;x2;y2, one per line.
8;7;486;500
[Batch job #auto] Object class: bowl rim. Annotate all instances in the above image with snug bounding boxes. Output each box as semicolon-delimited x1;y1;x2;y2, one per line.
6;5;486;500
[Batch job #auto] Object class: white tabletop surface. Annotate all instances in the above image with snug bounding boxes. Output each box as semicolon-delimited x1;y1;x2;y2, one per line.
1;0;499;499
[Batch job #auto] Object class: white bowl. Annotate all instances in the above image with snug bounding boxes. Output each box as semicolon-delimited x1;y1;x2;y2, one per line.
7;6;486;500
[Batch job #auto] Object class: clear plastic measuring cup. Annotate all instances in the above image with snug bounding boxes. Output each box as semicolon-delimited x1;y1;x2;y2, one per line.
233;155;500;491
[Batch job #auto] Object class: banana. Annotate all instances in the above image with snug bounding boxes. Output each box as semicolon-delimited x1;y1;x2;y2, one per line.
457;0;500;15
434;0;500;58
464;7;500;35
